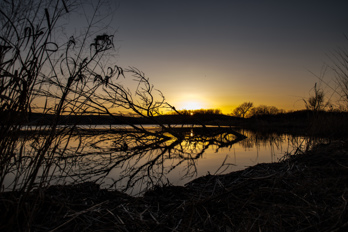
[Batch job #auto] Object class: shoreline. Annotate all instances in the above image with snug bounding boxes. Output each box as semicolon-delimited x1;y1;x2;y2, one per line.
1;139;348;231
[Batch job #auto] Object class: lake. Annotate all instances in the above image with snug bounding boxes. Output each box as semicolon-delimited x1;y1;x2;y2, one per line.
4;125;322;195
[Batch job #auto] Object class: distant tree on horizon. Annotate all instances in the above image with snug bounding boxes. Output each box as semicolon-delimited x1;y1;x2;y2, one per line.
231;102;254;118
231;102;286;118
250;105;284;117
170;108;222;116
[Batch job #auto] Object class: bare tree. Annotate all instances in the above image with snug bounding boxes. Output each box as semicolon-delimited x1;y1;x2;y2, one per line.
249;105;284;117
232;102;254;118
0;1;248;229
304;83;327;111
330;40;348;108
0;0;170;193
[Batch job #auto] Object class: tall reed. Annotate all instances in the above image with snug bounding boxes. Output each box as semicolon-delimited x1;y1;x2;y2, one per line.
0;0;128;229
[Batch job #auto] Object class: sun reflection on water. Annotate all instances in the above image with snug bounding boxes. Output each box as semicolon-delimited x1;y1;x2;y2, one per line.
4;126;323;196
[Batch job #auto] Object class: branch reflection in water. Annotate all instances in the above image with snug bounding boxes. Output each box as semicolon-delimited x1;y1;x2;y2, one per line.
53;126;245;195
5;126;321;195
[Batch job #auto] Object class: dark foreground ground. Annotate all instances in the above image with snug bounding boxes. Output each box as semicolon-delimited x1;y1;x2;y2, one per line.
1;139;348;231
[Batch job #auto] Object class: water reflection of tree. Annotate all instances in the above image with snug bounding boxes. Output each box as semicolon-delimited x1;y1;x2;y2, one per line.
27;127;245;194
235;128;325;159
237;129;291;148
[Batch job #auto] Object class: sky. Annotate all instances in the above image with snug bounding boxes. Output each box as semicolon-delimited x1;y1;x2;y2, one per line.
107;1;348;113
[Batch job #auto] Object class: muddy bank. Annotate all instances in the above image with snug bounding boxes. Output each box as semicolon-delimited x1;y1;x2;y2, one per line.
1;140;348;231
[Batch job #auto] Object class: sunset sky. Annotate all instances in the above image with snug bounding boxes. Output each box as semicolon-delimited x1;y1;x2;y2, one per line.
109;1;348;113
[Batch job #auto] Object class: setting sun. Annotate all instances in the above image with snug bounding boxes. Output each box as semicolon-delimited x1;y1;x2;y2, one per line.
179;101;204;110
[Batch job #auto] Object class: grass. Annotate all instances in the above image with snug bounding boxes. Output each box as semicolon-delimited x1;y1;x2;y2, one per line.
2;1;348;231
1;139;347;231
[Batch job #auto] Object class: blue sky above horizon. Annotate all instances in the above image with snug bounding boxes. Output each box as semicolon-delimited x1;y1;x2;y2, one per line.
107;1;348;113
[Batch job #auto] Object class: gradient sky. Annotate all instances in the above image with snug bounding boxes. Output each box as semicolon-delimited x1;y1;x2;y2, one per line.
109;0;348;113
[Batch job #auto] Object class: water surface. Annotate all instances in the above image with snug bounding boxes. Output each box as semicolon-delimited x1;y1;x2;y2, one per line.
6;126;316;195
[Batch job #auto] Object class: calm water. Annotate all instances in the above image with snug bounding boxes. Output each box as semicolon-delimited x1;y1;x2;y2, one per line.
5;126;318;195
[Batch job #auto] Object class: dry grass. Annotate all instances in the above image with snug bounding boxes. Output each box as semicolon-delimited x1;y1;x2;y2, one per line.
1;139;348;231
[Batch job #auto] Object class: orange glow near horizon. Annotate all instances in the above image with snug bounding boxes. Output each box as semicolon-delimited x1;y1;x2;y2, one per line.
169;95;301;115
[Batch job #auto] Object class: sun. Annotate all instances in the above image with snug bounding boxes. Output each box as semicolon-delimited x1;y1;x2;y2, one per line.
180;101;204;110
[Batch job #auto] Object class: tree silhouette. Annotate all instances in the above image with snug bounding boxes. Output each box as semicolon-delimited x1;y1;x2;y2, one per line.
232;102;254;118
0;0;246;195
329;39;348;108
304;83;326;111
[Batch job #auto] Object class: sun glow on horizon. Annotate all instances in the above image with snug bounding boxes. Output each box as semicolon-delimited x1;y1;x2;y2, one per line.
178;101;205;111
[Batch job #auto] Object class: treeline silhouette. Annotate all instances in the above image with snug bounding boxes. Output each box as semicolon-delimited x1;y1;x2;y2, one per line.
169;108;222;116
231;102;285;118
